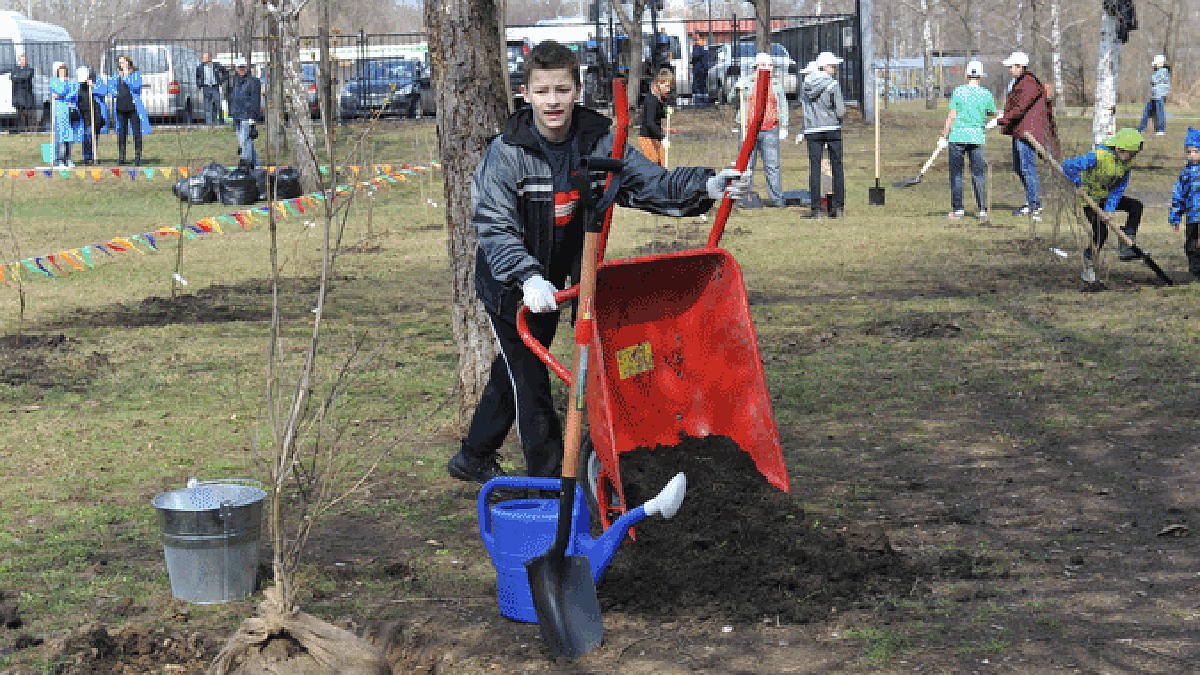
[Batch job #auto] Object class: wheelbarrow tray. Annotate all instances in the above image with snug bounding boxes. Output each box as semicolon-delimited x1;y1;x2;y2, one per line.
587;246;790;525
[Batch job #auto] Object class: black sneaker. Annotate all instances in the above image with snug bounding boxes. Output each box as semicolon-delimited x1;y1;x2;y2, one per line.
805;209;826;219
447;450;507;484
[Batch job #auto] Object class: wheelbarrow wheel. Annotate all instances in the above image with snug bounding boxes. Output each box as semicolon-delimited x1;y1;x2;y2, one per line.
577;437;607;529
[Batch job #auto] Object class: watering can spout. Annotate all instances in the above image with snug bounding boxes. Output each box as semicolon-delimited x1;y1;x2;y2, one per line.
579;472;687;583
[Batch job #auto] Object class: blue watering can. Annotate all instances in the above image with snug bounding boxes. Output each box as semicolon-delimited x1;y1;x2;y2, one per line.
478;472;687;623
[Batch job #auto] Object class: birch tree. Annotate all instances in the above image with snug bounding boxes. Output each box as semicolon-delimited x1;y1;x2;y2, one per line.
1092;5;1121;143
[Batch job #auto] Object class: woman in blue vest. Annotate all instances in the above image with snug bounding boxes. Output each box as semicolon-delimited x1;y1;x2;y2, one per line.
112;54;152;166
48;62;79;167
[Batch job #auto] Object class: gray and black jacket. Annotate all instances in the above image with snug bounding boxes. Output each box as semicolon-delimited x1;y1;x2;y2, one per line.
800;71;845;134
472;105;716;317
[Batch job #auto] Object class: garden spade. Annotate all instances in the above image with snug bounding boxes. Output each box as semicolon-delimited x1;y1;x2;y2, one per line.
894;140;944;188
526;80;633;660
1023;132;1173;286
868;83;885;205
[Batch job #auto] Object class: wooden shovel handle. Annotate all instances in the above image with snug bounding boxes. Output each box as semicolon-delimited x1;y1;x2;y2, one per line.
1021;132;1132;247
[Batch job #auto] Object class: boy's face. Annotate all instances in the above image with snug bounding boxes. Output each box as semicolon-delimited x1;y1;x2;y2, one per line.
1187;146;1200;164
1113;148;1138;163
523;67;578;142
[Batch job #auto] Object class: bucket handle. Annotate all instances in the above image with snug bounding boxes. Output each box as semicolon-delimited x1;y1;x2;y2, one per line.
477;476;562;543
187;477;264;490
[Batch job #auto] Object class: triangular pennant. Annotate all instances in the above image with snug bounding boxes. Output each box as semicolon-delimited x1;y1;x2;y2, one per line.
7;169;17;178
90;168;102;181
78;247;95;268
28;170;37;178
46;255;64;274
129;235;150;251
179;167;189;178
0;264;6;285
128;169;136;180
142;168;154;179
111;168;121;177
142;234;157;250
59;251;84;271
161;167;172;179
31;258;53;277
92;243;112;256
75;170;85;179
105;240;127;252
22;259;44;277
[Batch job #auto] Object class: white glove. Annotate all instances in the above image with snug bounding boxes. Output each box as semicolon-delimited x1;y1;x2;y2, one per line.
522;274;558;313
706;169;753;201
985;118;998;130
794;133;804;144
936;136;949;150
779;128;788;141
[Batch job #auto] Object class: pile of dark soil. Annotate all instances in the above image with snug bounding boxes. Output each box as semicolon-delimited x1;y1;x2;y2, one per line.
599;436;920;624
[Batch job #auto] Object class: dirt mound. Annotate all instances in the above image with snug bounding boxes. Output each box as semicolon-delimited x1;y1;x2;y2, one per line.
49;620;215;674
599;437;921;624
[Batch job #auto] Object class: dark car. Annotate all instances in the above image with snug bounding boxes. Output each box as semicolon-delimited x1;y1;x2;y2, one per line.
338;58;434;120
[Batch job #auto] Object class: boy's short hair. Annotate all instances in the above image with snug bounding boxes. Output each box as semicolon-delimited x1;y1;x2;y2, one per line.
524;40;581;88
655;68;674;84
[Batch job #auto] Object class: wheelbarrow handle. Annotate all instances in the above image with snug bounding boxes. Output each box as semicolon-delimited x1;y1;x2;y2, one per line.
707;63;770;249
515;284;582;386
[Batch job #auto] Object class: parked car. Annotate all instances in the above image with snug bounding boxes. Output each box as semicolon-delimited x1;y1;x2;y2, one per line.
507;37;529;108
105;43;204;122
707;41;798;104
0;11;77;128
338;58;434;120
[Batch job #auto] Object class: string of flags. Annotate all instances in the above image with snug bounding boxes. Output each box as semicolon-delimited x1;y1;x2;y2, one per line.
3;162;441;182
0;164;439;287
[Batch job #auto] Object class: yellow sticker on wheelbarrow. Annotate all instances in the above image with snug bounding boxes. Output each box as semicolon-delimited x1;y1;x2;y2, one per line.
616;341;654;380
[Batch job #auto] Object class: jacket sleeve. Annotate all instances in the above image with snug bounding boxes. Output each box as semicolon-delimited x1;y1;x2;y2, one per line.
604;133;716;217
999;77;1039;130
1169;170;1185;225
831;82;845;121
776;83;788;129
471;139;543;287
1060;151;1097;188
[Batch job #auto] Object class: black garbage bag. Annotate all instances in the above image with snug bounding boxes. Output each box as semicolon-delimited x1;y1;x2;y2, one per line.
219;168;259;205
251;167;271;201
173;177;189;201
200;161;228;184
186;176;214;204
273;166;302;200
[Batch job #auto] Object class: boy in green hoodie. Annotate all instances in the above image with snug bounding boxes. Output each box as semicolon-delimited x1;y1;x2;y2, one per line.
1060;128;1145;282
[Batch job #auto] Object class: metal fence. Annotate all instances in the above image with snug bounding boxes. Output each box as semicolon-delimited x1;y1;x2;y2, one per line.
0;19;862;131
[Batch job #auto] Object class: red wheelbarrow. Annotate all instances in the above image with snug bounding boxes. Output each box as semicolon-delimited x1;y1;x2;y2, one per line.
516;69;790;529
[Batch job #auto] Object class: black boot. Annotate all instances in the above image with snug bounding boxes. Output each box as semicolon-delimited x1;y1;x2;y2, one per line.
118;142;127;165
133;137;143;167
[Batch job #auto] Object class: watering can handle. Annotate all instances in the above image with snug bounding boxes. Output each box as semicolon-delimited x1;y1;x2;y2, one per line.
476;476;563;542
515;285;581;386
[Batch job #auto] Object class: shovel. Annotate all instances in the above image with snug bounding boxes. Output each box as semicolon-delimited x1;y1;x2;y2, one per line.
526;82;632;659
894;140;945;188
1022;132;1173;286
868;83;885;205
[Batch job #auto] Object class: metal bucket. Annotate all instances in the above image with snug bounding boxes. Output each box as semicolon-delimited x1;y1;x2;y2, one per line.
152;479;266;604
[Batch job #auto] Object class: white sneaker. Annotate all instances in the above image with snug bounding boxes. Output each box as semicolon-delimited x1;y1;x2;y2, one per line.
977;210;989;221
1156;131;1166;136
1031;207;1043;222
1081;263;1096;283
66;160;74;168
947;210;965;220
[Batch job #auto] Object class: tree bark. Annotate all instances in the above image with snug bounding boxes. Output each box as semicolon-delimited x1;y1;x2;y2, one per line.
921;0;934;109
426;0;509;423
611;0;647;116
1048;0;1064;114
1092;10;1120;145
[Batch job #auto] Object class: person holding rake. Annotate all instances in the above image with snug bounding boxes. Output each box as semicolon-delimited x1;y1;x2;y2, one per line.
1060;128;1145;283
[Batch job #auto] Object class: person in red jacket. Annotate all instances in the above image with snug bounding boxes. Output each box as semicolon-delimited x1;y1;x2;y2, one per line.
995;51;1059;221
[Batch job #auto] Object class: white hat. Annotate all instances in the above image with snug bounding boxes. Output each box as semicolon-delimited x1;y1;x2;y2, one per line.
965;60;985;78
76;66;89;83
800;61;818;75
1152;54;1166;66
234;58;248;67
1002;51;1029;67
51;60;64;76
814;51;843;68
754;52;773;69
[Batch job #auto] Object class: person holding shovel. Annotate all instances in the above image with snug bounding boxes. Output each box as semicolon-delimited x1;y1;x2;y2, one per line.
1059;128;1145;283
801;51;846;219
996;50;1058;221
448;40;752;483
73;67;109;165
735;52;788;208
638;67;673;167
939;60;995;221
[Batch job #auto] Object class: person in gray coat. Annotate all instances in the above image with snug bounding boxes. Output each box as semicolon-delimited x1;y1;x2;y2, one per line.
801;51;846;218
1138;54;1170;136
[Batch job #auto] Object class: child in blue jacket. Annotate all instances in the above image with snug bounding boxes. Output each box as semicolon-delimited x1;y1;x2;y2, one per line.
1168;127;1200;280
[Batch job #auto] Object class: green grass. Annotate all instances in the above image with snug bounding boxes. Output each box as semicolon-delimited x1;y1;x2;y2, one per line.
0;100;1197;669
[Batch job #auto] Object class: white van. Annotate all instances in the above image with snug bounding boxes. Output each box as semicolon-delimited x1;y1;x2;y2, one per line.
104;44;204;123
0;12;77;126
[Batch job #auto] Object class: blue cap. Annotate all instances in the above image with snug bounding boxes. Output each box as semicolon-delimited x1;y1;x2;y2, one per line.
1186;127;1200;150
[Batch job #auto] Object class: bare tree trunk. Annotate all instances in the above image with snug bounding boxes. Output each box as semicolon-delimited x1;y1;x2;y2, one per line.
271;6;320;190
1048;0;1064;113
1092;10;1120;145
426;0;508;422
611;0;647;115
752;0;770;52
921;0;935;109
